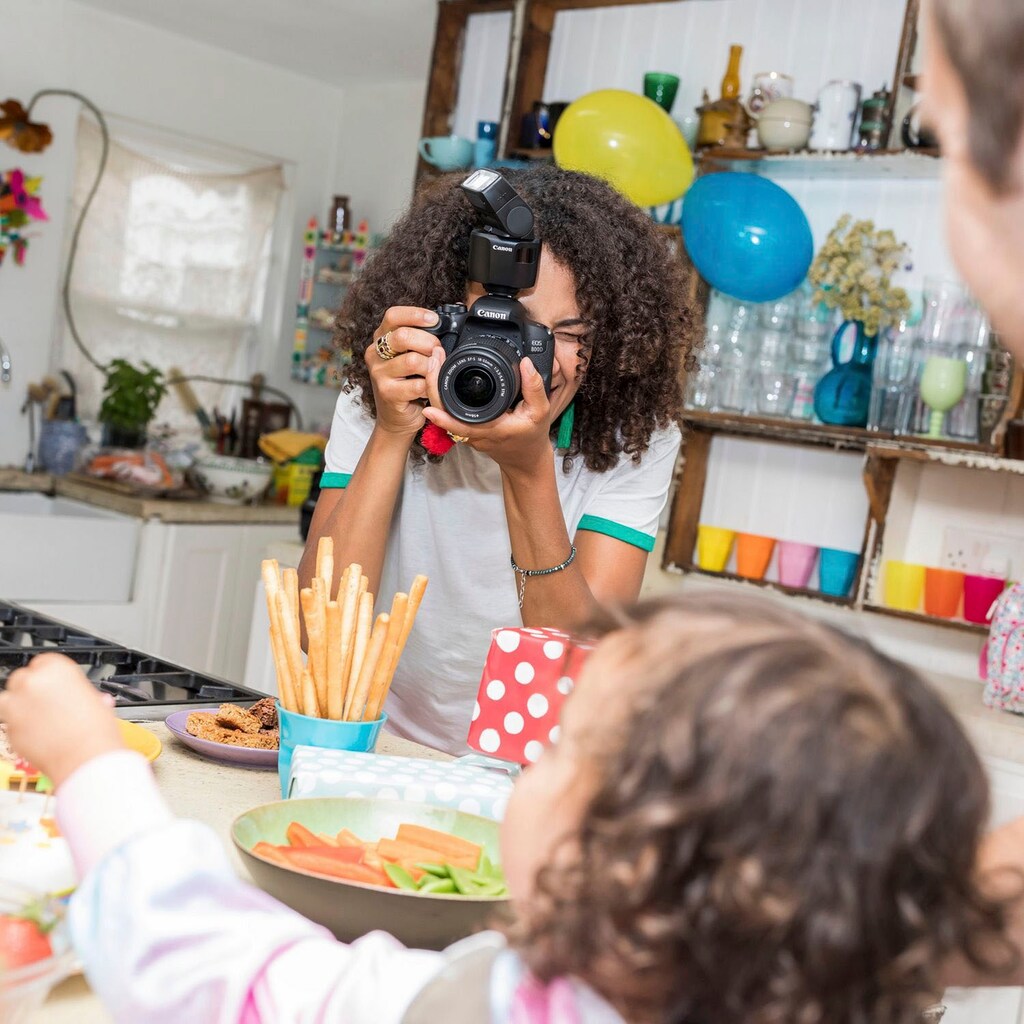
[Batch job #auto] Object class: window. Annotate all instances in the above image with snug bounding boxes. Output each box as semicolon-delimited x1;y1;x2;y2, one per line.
60;117;286;435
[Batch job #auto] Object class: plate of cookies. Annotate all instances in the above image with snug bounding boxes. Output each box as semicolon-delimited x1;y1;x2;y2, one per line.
165;698;279;770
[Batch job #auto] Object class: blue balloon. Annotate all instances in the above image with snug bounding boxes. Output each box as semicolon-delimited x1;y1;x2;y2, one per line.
681;173;813;303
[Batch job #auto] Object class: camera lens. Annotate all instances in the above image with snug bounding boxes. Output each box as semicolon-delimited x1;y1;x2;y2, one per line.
453;368;496;409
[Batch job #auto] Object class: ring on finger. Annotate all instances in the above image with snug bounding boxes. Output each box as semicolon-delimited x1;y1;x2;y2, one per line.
447;431;470;444
375;332;397;361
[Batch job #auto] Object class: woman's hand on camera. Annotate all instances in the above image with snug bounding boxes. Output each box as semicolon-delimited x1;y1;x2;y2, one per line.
366;306;442;438
423;354;555;474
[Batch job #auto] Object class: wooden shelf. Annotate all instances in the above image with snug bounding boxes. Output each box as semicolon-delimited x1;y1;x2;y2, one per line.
862;603;989;636
682;410;1005;459
506;148;554;160
865;442;1024;474
675;565;856;608
683;410;878;450
697;147;942;179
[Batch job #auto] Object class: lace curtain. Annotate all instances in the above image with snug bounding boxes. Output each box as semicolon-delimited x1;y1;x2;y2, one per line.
59;117;285;435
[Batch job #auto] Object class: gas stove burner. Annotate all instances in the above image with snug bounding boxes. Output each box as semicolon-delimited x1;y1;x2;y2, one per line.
0;601;267;719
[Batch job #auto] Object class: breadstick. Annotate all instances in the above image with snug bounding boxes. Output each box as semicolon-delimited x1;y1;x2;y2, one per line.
282;567;301;648
326;599;344;719
316;536;335;598
262;560;297;711
344;592;374;719
268;623;298;713
365;592;407;721
358;574;368;600
276;590;307;715
398;575;428;650
337;565;362;713
300;665;319;720
301;583;328;717
346;613;390;722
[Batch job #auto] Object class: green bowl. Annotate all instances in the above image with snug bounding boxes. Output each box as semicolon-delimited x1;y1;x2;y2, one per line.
232;797;511;950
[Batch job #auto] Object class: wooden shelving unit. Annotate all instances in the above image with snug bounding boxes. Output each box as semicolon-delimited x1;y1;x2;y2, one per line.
697;148;942;180
664;411;1022;637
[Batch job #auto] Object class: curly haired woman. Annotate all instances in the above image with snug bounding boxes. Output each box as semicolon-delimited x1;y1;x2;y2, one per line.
4;592;1017;1022
299;166;694;753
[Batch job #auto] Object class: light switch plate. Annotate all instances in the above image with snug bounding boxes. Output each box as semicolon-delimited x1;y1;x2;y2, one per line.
940;526;1014;576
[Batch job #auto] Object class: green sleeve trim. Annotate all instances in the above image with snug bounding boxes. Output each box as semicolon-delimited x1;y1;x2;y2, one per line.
319;472;352;489
576;515;655;552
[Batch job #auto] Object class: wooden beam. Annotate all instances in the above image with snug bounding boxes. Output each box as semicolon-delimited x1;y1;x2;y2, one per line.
663;427;711;571
506;0;557;157
885;0;921;148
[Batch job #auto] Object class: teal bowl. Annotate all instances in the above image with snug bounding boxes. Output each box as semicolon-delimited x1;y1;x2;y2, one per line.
232;797;510;950
277;704;386;797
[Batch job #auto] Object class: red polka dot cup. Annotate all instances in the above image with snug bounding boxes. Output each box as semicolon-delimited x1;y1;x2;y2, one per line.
466;627;595;766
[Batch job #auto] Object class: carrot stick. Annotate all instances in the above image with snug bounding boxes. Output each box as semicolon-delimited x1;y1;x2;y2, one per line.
395;824;482;865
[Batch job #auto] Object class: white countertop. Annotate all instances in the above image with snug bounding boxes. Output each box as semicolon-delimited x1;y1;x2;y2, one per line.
36;724;446;1023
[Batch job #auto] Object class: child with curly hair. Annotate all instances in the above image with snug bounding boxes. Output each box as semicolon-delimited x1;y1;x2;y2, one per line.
1;591;1017;1023
299;166;695;754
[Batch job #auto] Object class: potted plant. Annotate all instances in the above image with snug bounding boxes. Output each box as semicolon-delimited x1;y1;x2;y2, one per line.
98;359;167;448
808;216;911;427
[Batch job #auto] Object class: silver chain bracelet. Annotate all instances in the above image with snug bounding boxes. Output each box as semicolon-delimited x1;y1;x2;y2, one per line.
510;545;577;609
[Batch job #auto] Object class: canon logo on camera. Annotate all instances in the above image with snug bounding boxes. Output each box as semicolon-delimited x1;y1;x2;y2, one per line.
492;244;513;252
478;309;508;320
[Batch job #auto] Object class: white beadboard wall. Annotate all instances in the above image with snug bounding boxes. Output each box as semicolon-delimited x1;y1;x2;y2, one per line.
455;0;955;282
451;11;514;141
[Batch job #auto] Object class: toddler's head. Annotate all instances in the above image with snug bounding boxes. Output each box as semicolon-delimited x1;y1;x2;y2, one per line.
501;591;1015;1024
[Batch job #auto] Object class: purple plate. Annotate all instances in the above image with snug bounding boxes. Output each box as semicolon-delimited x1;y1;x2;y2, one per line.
164;709;278;770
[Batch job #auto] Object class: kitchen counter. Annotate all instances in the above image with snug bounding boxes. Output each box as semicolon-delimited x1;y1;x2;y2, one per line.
55;475;300;525
0;467;299;525
38;724;447;1023
0;468;53;491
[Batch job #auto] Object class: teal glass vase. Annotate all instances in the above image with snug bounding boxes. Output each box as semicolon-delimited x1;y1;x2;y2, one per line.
813;320;878;427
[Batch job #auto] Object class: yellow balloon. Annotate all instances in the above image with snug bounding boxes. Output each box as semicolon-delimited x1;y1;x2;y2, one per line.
553;89;694;207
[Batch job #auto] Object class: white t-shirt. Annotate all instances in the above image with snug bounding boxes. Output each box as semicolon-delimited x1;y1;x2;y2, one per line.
322;387;681;754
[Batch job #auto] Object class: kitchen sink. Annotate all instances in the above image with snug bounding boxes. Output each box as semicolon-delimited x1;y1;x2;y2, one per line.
0;492;139;602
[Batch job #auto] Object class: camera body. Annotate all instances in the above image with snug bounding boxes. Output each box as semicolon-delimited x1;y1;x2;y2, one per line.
424;170;555;424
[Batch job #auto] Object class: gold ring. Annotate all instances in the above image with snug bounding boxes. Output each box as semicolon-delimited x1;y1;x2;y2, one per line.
375;332;397;361
447;431;470;444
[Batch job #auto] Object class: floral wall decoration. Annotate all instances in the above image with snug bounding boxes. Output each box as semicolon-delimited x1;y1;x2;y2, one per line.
0;168;48;267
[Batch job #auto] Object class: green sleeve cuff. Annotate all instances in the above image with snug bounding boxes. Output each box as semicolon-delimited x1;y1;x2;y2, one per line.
319;472;352;489
576;515;655;552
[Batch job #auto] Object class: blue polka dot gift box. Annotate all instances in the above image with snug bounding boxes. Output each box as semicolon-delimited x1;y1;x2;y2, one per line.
286;747;515;820
466;627;595;767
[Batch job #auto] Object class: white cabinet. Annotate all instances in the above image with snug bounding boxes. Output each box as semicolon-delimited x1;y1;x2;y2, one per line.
27;520;298;684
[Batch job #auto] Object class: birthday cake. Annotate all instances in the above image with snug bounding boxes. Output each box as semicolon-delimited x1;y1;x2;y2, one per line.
0;790;75;897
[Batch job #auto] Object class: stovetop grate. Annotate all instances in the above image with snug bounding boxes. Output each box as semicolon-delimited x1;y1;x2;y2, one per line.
0;602;266;713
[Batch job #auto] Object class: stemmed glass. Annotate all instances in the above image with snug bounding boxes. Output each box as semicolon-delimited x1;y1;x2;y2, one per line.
919;350;967;438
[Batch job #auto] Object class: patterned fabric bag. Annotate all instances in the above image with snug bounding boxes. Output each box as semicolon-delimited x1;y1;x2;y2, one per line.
982;583;1024;712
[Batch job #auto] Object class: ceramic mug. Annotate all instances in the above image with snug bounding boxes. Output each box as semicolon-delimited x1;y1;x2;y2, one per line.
809;80;862;151
418;135;474;171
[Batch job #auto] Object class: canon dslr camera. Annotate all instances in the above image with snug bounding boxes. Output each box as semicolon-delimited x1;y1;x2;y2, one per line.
425;170;555;424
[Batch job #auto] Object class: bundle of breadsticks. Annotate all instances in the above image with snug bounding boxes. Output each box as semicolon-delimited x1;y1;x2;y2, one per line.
261;538;427;722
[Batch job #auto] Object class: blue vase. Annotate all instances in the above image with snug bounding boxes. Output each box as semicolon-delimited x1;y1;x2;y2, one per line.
813;320;878;427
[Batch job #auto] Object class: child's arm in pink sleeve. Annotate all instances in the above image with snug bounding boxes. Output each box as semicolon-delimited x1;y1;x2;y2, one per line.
59;753;444;1023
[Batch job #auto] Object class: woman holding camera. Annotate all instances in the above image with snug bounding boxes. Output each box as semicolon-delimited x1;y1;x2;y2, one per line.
300;166;694;752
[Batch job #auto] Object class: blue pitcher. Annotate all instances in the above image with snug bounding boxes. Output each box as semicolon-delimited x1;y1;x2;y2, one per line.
813;320;878;427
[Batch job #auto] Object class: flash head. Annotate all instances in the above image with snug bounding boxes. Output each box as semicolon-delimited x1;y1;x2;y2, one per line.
460;169;535;240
